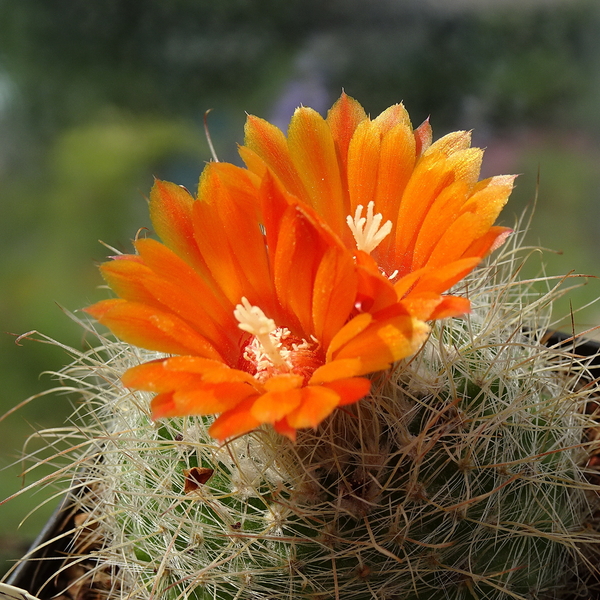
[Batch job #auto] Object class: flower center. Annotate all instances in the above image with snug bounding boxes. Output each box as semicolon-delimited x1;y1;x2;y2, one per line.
234;298;322;383
346;201;392;254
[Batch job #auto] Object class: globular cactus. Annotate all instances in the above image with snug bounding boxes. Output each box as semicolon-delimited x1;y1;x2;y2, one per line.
23;231;599;600
8;92;600;600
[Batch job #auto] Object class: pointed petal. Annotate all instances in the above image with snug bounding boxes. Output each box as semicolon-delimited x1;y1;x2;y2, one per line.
149;180;204;270
401;292;471;320
309;358;363;385
312;245;358;348
285;386;341;429
459;174;515;228
411;180;471;270
209;163;278;312
150;392;178;419
209;395;262;440
400;293;444;322
414;118;432;156
332;311;430;375
173;382;257;415
287;106;347;231
120;239;236;357
423;130;472;158
373;103;412;132
326;92;367;192
135;238;234;339
326;312;373;361
122;360;205;392
273;204;333;336
392;152;456;270
194;163;276;311
243;115;308;202
393;267;429;299
410;257;481;295
446;147;484;187
99;255;166;307
273;417;297;441
122;357;258;390
372;121;416;264
464;226;512;258
238;144;268;179
251;388;303;423
258;170;298;267
424;212;484;269
428;295;471;320
159;356;257;386
354;250;399;313
263;373;304;393
85;299;224;360
322;377;371;406
392;144;489;274
424;173;512;268
347;119;382;215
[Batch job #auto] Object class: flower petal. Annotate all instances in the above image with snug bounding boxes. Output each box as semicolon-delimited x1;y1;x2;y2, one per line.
135;238;235;339
85;299;224;360
251;388;303;423
326;312;373;361
347;119;382;215
414;118;432;156
354;251;399;313
194;163;277;312
322;377;372;406
263;373;304;392
209;395;262;440
122;360;205;392
285;386;341;429
173;382;257;415
287;106;347;231
309;358;363;385
331;308;430;375
402;292;471;321
410;257;481;296
273;417;297;441
312;245;358;348
372;121;416;265
107;239;236;359
243;114;308;203
326;92;367;192
122;357;259;390
150;392;178;419
464;226;512;258
149;180;204;271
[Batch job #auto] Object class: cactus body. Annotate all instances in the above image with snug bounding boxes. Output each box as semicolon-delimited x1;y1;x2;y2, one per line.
12;240;598;600
39;244;597;600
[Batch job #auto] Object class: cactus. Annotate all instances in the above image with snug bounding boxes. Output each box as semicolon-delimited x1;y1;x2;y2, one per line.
15;227;600;600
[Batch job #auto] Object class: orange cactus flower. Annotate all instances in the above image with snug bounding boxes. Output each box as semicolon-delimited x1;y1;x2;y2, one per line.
240;92;514;322
86;164;429;441
86;94;513;442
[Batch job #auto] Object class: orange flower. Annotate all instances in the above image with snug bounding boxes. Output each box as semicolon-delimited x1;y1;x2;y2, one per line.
240;93;514;322
86;94;513;442
86;164;429;441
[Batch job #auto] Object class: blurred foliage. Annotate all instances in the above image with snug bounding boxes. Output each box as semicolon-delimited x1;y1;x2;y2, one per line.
2;0;600;576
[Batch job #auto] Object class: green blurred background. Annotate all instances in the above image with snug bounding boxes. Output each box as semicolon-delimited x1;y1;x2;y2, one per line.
2;0;600;575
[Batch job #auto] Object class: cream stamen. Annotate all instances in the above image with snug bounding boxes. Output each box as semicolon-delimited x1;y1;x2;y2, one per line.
346;201;392;254
234;298;288;368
